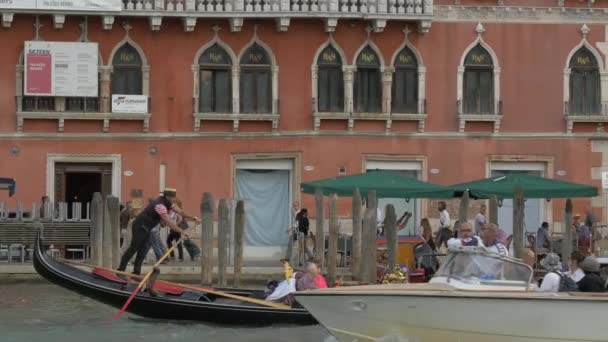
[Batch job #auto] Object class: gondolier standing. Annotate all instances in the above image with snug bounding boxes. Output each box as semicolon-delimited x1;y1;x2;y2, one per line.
118;188;200;275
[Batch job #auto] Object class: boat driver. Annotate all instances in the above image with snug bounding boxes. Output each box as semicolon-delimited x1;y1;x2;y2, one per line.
448;222;484;248
117;188;200;275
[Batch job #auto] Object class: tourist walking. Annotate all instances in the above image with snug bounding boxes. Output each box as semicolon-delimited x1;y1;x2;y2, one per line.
118;188;199;275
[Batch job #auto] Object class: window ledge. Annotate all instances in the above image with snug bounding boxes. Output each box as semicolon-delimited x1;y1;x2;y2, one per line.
564;114;608;133
458;113;502;133
314;112;428;132
16;111;151;133
193;112;279;132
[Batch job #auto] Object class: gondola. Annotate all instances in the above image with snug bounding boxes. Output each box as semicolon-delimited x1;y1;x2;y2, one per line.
33;233;316;326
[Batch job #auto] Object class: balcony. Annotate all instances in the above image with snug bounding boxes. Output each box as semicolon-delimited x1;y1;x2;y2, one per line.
564;101;608;133
457;99;503;133
312;99;427;132
1;0;434;33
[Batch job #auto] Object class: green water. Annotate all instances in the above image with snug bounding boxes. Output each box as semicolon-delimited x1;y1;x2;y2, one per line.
0;283;333;342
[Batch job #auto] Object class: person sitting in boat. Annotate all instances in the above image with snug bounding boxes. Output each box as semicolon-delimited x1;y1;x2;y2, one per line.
447;222;484;249
566;251;586;283
296;260;328;291
577;256;605;292
481;223;508;256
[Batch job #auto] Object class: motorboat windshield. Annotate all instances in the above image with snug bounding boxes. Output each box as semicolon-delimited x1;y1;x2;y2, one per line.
429;247;534;291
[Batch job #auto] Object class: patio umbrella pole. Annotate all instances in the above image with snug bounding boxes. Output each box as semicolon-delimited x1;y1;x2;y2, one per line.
314;188;324;267
351;188;362;279
489;195;498;225
562;199;573;265
513;187;525;259
458;190;470;230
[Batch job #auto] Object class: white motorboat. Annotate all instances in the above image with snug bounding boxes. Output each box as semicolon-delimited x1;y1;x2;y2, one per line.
296;247;608;342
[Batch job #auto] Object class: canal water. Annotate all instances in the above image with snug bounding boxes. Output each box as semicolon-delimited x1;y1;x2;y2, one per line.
0;283;335;342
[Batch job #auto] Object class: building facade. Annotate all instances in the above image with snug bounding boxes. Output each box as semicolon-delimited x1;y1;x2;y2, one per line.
1;0;607;254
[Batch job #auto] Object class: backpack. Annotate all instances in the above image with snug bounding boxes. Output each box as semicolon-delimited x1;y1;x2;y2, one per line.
555;272;579;292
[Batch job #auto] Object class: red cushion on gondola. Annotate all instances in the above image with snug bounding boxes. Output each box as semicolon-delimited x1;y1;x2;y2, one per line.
151;282;185;295
92;268;129;283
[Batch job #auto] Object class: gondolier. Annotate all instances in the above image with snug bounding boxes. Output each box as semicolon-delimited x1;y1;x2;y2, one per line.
118;188;200;275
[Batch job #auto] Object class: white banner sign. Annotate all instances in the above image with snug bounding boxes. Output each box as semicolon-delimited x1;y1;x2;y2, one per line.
602;172;608;190
0;0;37;9
112;95;148;113
24;41;98;97
0;0;121;11
38;0;122;11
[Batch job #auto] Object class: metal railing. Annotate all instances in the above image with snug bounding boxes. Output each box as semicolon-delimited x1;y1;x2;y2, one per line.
121;0;433;15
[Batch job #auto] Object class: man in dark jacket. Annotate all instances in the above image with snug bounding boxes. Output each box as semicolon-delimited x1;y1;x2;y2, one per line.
117;188;199;275
577;256;605;292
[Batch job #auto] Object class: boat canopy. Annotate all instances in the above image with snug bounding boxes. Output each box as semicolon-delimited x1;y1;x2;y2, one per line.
430;247;534;291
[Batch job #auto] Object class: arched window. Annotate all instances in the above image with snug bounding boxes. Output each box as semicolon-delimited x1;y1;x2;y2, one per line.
463;44;493;114
317;45;344;112
199;43;232;113
240;43;271;114
111;43;143;95
392;46;418;113
354;46;381;113
569;47;600;114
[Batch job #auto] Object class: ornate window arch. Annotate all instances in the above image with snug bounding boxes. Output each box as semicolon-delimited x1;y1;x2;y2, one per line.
312;39;346;113
352;41;385;113
457;23;501;133
568;46;600;115
108;35;149;97
192;34;236;115
563;24;608;133
237;31;278;115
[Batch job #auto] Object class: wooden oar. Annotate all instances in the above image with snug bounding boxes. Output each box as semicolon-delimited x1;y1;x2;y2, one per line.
112;243;178;321
59;259;291;310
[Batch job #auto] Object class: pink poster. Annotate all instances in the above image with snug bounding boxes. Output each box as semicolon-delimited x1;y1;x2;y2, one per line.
26;53;52;95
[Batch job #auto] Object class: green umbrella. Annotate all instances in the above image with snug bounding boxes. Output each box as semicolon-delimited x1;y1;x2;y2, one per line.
451;172;597;199
300;171;453;198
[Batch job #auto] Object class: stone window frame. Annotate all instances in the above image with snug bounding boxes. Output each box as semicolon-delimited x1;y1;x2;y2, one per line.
191;31;239;131
107;34;151;100
457;23;502;133
311;36;349;131
352;40;387;115
388;28;428;132
106;29;152;132
563;24;608;133
192;26;279;133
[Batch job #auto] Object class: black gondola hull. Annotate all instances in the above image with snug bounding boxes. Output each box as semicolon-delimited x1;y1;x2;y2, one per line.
33;234;316;326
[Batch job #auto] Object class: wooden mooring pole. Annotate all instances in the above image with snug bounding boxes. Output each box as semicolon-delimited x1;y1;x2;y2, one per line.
201;192;214;285
385;204;397;271
217;199;229;287
360;190;377;284
233;200;245;288
90;192;103;266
